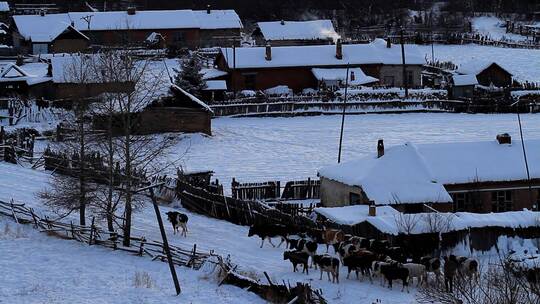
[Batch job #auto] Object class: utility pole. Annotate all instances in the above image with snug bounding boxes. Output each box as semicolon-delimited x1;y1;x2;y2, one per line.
135;183;181;295
337;64;350;163
400;27;409;98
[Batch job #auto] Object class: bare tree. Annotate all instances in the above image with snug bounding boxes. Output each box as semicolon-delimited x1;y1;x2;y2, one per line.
95;50;176;246
39;54;99;225
394;212;420;235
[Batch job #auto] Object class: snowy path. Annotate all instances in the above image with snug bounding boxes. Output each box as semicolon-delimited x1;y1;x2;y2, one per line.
172;114;540;191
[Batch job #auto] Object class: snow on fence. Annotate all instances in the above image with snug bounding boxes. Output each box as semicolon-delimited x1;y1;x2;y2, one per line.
0;199;210;269
210;100;461;117
177;179;320;230
0;199;328;303
231;178;320;202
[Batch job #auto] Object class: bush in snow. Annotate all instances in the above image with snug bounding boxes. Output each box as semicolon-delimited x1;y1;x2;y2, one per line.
173;55;207;98
133;271;155;289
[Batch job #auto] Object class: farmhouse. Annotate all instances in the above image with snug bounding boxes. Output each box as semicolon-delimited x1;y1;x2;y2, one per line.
216;38;424;92
11;8;243;54
0;62;52;97
318;134;540;213
456;61;513;88
252;20;339;46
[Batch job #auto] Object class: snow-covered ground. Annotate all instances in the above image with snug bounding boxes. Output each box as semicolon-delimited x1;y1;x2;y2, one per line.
417;44;540;82
0;162;417;304
172;114;540;191
471;16;531;42
0;216;265;304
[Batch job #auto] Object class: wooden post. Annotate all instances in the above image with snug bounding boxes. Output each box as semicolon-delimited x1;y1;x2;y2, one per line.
149;187;181;295
30;208;38;228
10;200;19;224
70;221;75;239
138;237;146;256
89;217;95;245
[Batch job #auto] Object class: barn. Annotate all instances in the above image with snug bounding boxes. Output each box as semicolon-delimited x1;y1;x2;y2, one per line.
216;38;424;92
318;134;540;213
456;61;513;88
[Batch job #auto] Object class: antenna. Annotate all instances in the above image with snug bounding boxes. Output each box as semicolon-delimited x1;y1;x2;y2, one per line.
80;15;93;30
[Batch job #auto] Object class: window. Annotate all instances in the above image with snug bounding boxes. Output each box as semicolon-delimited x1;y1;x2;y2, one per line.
452;193;467;212
451;192;480;212
243;73;257;90
491;190;512;212
349;192;361;205
173;32;184;43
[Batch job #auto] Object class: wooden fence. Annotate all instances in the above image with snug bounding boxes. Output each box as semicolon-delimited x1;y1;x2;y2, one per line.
231;178;320;202
0;126;35;164
177;179;320;230
0;199;209;269
0;198;327;303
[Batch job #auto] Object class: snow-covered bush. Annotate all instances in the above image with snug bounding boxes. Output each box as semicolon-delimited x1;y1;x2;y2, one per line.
264;85;292;96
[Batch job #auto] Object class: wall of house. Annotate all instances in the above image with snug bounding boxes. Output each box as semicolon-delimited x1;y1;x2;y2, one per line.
379;65;423;88
451;85;475;99
264;39;334;47
476;65;512;87
320;176;366;207
82;29;200;49
134;107;211;135
199;28;241;48
445;179;540;212
51;39;89;54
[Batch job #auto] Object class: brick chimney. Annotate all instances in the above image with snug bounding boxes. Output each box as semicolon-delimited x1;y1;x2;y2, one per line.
280;20;285;25
335;38;343;60
206;4;211;14
39;9;46;17
265;44;272;61
350;71;355;81
496;133;511;144
368;205;376;216
127;7;136;15
377;139;384;158
386;38;391;48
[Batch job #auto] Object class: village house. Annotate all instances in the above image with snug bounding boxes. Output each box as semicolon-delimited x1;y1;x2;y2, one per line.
252;19;339;46
11;7;243;54
318;134;540;214
456;61;513;88
216;38;425;92
0;61;52;97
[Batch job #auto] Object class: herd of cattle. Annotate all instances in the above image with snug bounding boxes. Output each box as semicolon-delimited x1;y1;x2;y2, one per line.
248;224;479;292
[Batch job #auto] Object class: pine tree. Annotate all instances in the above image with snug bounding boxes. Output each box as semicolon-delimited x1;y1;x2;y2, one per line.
173;55;206;98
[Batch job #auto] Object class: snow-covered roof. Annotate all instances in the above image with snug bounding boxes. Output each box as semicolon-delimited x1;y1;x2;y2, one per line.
0;2;9;12
202;68;227;80
220;39;425;69
257;20;338;41
0;62;51;85
51;54;103;83
13;9;242;41
452;74;478;86
315;206;540;236
320;143;452;205
170;84;213;113
457;60;512;76
315;205;399;226
203;80;227;91
319;138;540;205
311;67;378;86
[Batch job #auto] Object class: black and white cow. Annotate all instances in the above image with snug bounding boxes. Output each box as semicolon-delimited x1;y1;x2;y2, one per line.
248;224;288;248
313;254;340;283
166;211;189;237
283;250;310;274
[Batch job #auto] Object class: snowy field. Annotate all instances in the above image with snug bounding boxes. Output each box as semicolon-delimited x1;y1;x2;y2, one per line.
0;162;417;304
417;44;540;82
0;216;265;304
173;114;540;191
471;16;531;42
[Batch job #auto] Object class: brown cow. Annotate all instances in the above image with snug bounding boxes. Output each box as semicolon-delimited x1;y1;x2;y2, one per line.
322;229;345;253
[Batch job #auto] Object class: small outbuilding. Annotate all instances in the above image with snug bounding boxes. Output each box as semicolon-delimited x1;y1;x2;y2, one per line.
456;61;512;88
451;74;478;99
